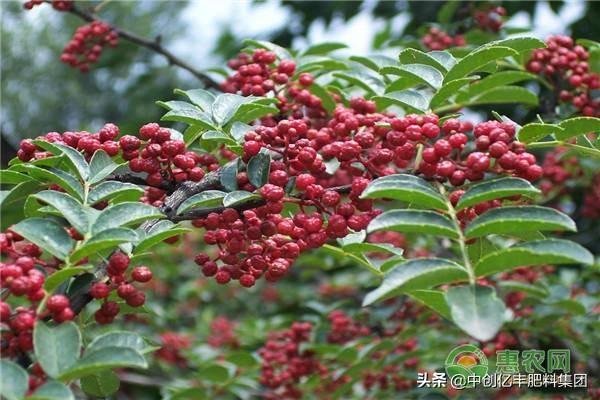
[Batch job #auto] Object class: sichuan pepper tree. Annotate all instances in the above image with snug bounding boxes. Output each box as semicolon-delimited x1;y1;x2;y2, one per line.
2;4;600;398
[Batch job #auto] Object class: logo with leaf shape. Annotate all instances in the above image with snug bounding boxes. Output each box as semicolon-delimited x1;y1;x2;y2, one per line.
445;344;489;387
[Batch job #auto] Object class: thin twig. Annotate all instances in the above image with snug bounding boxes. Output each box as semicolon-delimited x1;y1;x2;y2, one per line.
58;1;220;89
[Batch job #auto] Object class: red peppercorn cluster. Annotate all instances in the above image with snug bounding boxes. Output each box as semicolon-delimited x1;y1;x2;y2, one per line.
60;21;118;72
259;321;325;399
89;252;152;324
539;147;583;195
156;332;192;367
258;308;425;398
124;123;216;195
0;231;76;390
23;0;72;11
222;50;326;120
17;123;121;163
326;310;370;344
473;6;506;32
582;173;600;218
207;316;239;348
527;35;600;116
422;27;466;51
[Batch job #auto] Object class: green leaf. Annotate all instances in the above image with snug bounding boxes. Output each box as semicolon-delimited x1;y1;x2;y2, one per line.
0;169;35;184
517;123;564;143
28;381;74;400
0;180;43;208
445;285;507;341
444;46;519;82
243;39;292;60
373;90;430;113
230;102;278;125
367;210;459;238
222;190;261;207
333;68;385;95
399;48;450;72
12;165;83;200
32;190;89;234
230;122;252;143
34;322;81;378
11;218;74;260
497;281;549;298
362;258;468;306
220;159;239;192
201;130;237;145
437;1;460;23
87;181;143;205
135;221;189;253
177;190;227;214
247;152;271;188
408;289;451;320
0;360;28;400
302;42;347;56
88;331;155;354
475;239;593;277
58;346;147;381
212;94;275;127
44;265;92;292
88;150;118;184
455;71;537;103
556;117;600;140
174;88;215;111
33;141;90;181
360;174;448;210
429;77;479;109
456;177;540;210
429;51;458;70
381;64;444;89
91;202;164;234
199;363;232;382
484;36;546;53
342;242;404;257
309;83;336;113
226;351;259;368
158;100;216;129
70;228;138;263
546;299;586;315
467;86;538;106
350;55;396;72
464;206;576;239
80;371;120;397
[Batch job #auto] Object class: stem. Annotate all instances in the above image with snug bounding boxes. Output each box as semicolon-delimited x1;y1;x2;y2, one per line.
437;183;475;285
56;1;220;89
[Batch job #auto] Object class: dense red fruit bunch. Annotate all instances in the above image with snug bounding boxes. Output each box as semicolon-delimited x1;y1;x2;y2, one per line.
23;0;72;11
259;322;324;399
0;230;76;392
198;49;543;288
259;309;423;399
60;21;118;72
582;173;600;218
527;35;600;116
473;6;506;32
539;147;583;195
422;27;466;51
156;332;192;367
17;123;121;163
207;317;239;348
90;252;152;324
221;49;326;120
124;122;217;202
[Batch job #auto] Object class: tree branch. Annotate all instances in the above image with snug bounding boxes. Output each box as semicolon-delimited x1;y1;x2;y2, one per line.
59;1;221;90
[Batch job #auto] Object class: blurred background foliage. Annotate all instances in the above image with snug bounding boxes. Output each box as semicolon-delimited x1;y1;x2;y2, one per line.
2;0;599;162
